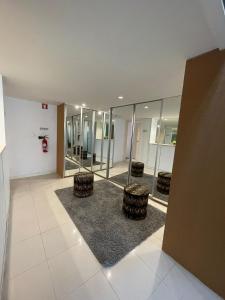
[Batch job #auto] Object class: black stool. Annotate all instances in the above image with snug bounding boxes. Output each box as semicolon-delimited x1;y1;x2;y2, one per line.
81;150;88;160
74;172;94;197
157;172;172;195
123;183;150;220
131;162;144;177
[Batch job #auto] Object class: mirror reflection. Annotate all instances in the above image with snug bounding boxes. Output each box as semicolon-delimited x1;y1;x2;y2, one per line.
64;105;81;177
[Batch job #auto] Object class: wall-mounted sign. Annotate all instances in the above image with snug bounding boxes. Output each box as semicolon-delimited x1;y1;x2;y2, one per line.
42;103;48;109
40;127;49;131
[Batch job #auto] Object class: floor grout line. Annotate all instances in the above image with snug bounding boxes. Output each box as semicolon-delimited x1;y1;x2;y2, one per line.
30;181;58;300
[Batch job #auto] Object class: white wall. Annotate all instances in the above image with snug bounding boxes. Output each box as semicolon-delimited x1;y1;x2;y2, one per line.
0;75;6;152
5;97;57;178
0;76;10;296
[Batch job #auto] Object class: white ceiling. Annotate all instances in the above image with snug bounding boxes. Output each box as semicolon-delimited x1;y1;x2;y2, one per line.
0;0;224;110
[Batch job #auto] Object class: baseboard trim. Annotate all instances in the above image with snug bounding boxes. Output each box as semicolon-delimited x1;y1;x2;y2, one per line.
10;170;56;180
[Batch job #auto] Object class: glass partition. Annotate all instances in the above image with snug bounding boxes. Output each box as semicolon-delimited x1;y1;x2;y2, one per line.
64;97;181;205
108;105;134;186
152;96;181;202
64;105;81;177
104;96;181;205
64;106;112;177
94;112;113;178
92;112;103;173
131;100;162;195
81;108;94;172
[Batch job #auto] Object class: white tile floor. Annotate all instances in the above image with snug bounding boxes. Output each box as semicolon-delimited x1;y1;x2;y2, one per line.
3;174;222;300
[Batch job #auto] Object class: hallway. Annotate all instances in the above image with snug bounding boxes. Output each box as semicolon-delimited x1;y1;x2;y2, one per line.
3;175;221;300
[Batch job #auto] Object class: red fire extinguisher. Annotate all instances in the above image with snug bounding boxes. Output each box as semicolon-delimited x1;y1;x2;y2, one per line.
42;136;48;153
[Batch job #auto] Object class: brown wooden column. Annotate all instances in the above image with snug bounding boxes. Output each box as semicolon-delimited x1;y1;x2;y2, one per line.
162;49;225;298
57;103;65;178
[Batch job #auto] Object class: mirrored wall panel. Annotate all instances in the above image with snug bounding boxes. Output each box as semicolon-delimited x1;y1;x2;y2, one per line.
105;96;181;205
130;100;162;196
64;105;112;177
108;105;134;186
152;96;181;202
65;105;81;177
64;97;181;205
81;108;94;172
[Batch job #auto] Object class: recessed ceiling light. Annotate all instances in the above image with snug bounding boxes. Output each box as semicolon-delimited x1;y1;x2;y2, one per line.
117;96;124;100
75;105;80;109
144;106;148;109
82;103;86;107
98;111;102;115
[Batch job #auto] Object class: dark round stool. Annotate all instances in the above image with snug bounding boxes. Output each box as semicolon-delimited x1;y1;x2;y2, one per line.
131;162;144;177
74;172;94;197
157;172;172;195
93;153;96;164
123;183;150;220
81;150;88;160
74;145;83;155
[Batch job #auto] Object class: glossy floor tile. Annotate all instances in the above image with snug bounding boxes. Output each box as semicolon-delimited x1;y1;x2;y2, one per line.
60;271;118;300
7;262;55;300
8;235;45;279
4;174;223;300
48;243;101;298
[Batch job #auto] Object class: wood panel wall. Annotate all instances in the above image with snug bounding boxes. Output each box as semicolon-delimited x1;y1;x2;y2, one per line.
162;49;225;298
57;104;65;178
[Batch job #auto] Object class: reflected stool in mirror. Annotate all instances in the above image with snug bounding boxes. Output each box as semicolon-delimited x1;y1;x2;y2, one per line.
74;172;94;197
157;172;172;195
123;183;150;220
131;162;144;177
81;150;88;160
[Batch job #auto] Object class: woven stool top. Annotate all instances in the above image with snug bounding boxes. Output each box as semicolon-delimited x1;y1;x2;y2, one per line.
158;172;172;179
131;161;144;167
74;172;94;178
124;183;150;196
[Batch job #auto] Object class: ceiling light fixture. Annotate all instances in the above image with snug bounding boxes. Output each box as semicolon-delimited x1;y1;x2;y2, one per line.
117;96;124;100
82;103;86;107
98;111;102;115
144;105;148;109
75;105;80;109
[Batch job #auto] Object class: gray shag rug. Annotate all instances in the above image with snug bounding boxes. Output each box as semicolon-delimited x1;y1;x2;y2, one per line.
110;172;169;203
55;180;166;266
65;158;103;170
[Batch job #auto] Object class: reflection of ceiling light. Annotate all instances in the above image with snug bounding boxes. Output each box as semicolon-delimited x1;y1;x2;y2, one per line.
75;105;79;109
98;111;102;115
117;96;124;100
85;115;88;118
164;118;168;121
82;103;86;107
144;106;148;109
106;271;112;279
157;125;160;128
